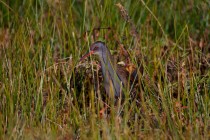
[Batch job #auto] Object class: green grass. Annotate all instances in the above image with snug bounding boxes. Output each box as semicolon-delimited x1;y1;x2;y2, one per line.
0;0;209;139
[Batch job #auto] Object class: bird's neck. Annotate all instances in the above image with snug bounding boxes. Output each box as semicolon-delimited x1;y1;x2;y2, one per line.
98;49;115;79
98;49;123;97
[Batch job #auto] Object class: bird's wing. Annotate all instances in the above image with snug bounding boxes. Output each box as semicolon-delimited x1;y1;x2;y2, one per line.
116;65;129;86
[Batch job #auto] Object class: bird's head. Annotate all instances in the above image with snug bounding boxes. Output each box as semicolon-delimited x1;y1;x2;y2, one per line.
80;41;107;61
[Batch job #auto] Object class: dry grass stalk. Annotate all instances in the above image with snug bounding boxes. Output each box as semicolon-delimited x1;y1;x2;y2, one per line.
116;3;140;40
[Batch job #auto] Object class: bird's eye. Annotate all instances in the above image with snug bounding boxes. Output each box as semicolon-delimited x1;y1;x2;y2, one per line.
93;46;99;51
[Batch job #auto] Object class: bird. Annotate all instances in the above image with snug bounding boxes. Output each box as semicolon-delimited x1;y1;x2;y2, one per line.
80;41;137;100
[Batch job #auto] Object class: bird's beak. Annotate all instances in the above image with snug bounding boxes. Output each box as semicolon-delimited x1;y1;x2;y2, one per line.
79;50;94;61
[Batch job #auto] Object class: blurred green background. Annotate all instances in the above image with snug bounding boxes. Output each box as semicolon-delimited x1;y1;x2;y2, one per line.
0;0;209;139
